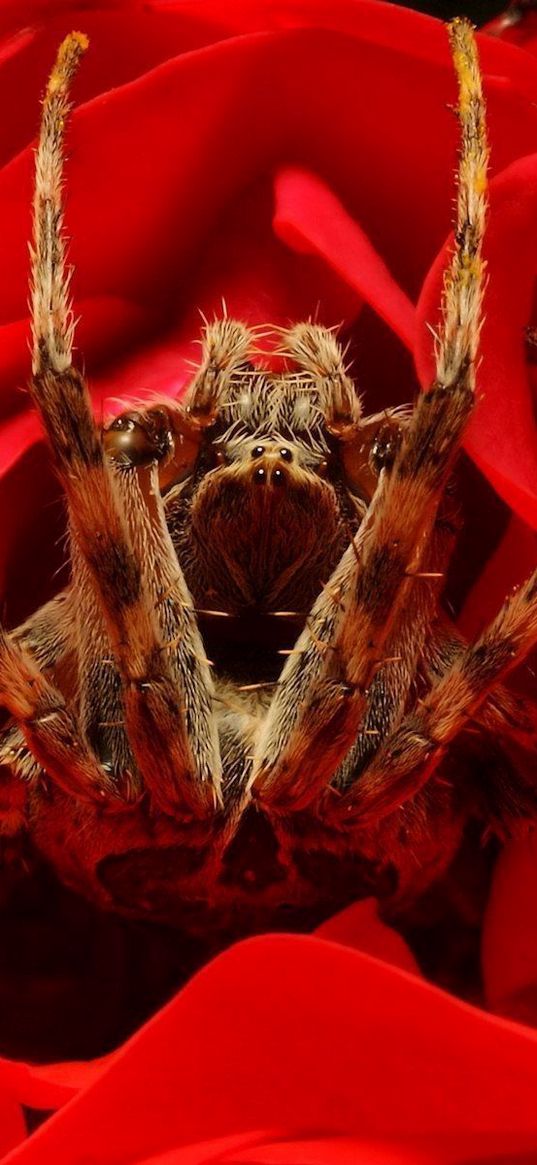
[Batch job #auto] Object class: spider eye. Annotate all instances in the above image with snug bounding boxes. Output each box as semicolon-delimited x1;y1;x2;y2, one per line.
105;409;173;467
112;416;136;432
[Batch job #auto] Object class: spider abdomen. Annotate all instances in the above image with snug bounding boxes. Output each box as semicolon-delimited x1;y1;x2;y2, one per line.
27;773;463;947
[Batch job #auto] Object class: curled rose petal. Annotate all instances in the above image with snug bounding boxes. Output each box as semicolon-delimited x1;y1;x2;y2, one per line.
0;1052;114;1112
223;1132;537;1165
273;167;415;349
3;936;537;1163
314;897;421;975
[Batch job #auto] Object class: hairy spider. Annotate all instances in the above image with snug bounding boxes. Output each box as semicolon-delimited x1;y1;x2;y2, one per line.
0;21;535;1012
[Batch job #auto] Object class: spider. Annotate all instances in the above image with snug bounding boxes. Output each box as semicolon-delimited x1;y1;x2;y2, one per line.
0;21;535;1015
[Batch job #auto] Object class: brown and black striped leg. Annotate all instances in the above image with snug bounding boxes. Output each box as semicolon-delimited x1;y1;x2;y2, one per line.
249;18;488;813
335;507;458;790
68;544;136;797
27;33;223;815
336;567;537;826
0;625;112;801
422;615;537;756
0;591;77;782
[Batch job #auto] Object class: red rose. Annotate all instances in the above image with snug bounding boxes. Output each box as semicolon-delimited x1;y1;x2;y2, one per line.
0;0;535;1161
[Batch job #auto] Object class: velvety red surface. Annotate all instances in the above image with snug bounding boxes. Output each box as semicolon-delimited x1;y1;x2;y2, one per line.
0;0;535;1161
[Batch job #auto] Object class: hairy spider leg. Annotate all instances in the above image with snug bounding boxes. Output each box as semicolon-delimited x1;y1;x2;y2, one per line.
28;33;222;815
0;622;110;801
248;17;490;812
423;617;537;758
338;566;537;824
334;502;458;789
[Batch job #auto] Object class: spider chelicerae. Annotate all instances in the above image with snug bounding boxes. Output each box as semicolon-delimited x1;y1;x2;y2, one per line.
0;20;535;1041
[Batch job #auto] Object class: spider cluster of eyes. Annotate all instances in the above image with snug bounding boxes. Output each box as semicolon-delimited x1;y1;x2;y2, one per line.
211;440;330;485
236;443;292;487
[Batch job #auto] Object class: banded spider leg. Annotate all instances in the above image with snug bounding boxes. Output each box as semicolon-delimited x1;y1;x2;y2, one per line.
248;19;537;822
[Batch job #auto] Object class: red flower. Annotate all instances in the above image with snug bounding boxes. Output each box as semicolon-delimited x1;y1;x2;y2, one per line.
0;0;535;1160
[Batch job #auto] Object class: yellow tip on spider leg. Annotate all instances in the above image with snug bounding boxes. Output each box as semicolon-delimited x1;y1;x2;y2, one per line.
33;31;89;377
437;17;489;390
46;31;89;98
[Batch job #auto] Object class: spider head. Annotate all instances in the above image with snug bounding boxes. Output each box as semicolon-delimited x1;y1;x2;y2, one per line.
163;335;378;615
105;322;406;616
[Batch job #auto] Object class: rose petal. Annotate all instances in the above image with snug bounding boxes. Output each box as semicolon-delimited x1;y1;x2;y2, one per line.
147;0;537;101
1;15;537;323
0;1093;25;1156
0;9;536;510
0;1053;114;1112
0;441;67;625
124;1133;288;1165
0;296;154;425
483;836;537;1026
0;16;535;1160
224;1131;537;1165
273;167;415;349
458;514;537;637
4;936;537;1163
0;4;251;169
314;898;421;976
485;9;537;52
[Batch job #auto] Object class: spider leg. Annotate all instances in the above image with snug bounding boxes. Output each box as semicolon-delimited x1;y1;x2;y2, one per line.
11;591;75;670
249;18;488;813
0;590;78;782
68;543;137;797
335;506;457;789
0;624;112;801
0;584;117;797
478;684;537;753
280;322;361;437
186;317;255;426
27;34;223;815
335;565;537;826
422;615;537;754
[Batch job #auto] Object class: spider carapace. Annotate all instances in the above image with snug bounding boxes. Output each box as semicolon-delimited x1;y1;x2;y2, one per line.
0;23;536;988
